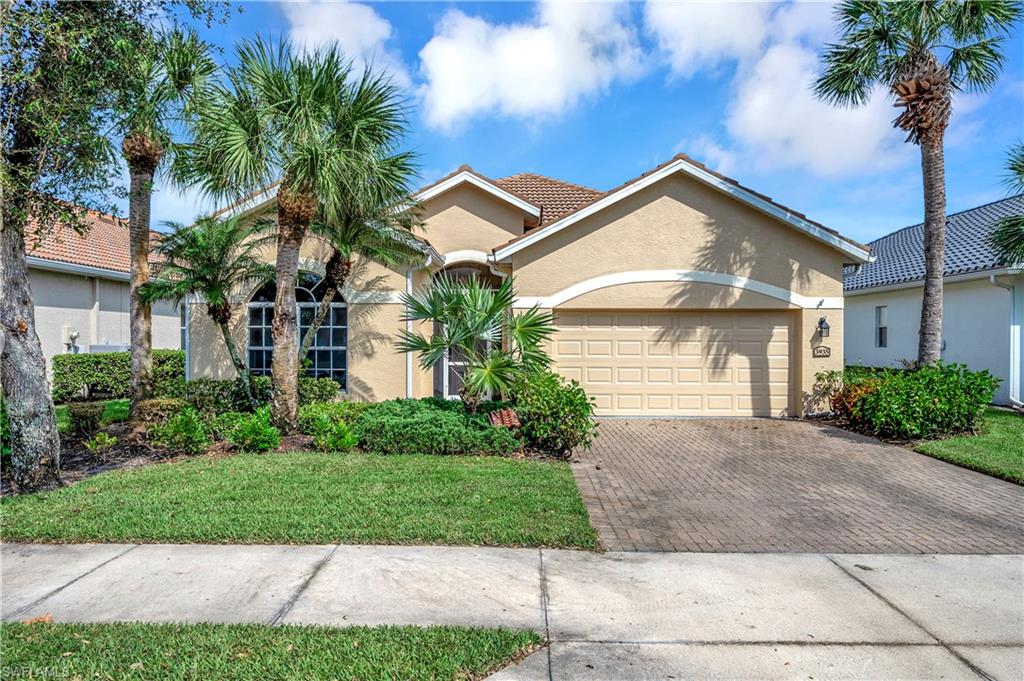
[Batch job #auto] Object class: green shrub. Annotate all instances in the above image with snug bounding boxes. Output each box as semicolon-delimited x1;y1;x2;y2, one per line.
151;408;209;455
83;432;118;455
298;377;341;405
1;400;11;469
226;407;281;453
298;401;374;435
156;376;338;413
52;350;184;402
853;363;1000;440
513;371;597;458
313;419;359;452
67;402;104;437
202;411;248;441
356;399;520;456
134;398;188;427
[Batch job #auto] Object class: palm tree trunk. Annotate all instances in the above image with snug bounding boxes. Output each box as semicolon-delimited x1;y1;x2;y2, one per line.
125;144;157;413
298;251;351;361
917;135;946;365
1;201;62;491
217;320;257;409
269;184;314;431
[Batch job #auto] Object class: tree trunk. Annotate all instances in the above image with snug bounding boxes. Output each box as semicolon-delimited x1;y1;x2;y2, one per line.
298;250;351;361
126;155;155;412
0;196;62;492
270;184;315;431
217;319;257;410
917;135;946;365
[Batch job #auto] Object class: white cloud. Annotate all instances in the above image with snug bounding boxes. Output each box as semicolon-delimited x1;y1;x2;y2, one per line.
644;1;770;78
282;0;410;87
418;2;644;131
725;43;911;178
646;1;916;178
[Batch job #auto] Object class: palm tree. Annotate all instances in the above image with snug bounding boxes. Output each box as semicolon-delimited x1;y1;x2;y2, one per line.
815;0;1021;365
298;156;422;361
988;143;1024;266
117;27;215;412
175;37;410;430
397;275;556;412
140;216;274;408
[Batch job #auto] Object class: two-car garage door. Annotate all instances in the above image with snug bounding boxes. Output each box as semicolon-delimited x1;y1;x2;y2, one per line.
552;311;792;416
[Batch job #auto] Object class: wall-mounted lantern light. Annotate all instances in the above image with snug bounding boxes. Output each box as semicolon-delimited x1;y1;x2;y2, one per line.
817;317;830;338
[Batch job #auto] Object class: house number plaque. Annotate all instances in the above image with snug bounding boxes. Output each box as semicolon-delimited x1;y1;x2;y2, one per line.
813;346;832;358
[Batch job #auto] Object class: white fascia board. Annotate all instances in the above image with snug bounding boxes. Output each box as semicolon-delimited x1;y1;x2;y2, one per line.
512;270;844;310
220;188;277;219
493;158;871;264
415;172;540;218
844;267;1021;297
27;256;130;282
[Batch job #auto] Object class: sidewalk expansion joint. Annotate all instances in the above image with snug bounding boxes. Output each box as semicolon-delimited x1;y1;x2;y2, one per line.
824;554;996;681
538;548;553;681
4;544;140;620
268;544;339;626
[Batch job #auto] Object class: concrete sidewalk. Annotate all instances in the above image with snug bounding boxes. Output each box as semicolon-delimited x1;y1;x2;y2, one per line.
2;544;1021;680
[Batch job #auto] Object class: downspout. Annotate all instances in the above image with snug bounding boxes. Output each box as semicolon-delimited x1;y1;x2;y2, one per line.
405;268;413;398
990;273;1021;407
183;296;192;382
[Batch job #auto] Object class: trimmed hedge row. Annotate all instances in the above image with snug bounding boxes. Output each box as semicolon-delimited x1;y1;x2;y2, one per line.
818;363;1000;440
52;350;185;402
155;376;340;413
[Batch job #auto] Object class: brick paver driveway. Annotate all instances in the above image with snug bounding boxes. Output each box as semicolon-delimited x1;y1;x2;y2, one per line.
573;418;1024;553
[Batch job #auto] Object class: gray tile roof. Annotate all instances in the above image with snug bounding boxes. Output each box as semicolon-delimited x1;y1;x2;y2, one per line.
844;194;1024;291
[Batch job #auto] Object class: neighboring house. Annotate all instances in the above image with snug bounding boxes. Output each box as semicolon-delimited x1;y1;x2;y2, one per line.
188;154;871;416
844;195;1024;406
26;209;184;373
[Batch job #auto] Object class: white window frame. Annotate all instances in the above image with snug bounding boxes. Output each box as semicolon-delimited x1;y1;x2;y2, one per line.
875;305;888;349
247;300;349;389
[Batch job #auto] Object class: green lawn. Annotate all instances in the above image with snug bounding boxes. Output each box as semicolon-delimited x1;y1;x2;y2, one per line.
0;451;599;548
0;622;541;681
914;408;1023;484
55;399;130;434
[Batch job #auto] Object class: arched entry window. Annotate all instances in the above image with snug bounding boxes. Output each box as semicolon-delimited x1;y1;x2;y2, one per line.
247;271;348;389
434;263;503;399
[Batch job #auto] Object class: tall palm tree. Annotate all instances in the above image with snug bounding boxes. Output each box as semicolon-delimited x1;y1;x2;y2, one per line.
815;0;1021;365
397;275;556;412
988;143;1024;266
140;216;274;408
298;156;422;361
175;38;410;430
117;27;215;412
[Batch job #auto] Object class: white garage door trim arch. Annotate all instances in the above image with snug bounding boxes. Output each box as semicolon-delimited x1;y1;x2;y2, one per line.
512;270;844;310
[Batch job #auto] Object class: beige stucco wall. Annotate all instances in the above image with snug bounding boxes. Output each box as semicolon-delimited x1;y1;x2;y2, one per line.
511;172;844;300
795;307;844;415
30;266;181;376
557;281;798;310
419;183;526;256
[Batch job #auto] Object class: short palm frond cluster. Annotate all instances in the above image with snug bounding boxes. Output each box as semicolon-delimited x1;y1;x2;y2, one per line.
142;216;274;318
397;276;556;408
989;143;1024;266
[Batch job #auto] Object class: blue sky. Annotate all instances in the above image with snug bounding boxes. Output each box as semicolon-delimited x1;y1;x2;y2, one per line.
135;1;1024;246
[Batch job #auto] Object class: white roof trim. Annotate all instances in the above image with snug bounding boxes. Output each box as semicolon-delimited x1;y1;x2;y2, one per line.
512;269;844;310
845;267;1022;296
415;171;540;218
27;256;130;281
494;158;871;264
220;187;277;219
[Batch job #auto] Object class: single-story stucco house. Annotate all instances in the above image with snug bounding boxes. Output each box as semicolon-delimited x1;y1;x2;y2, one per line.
187;154;871;417
26;210;183;372
844;195;1023;406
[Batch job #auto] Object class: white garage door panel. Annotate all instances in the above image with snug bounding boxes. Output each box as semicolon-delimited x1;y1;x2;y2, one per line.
553;311;792;416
